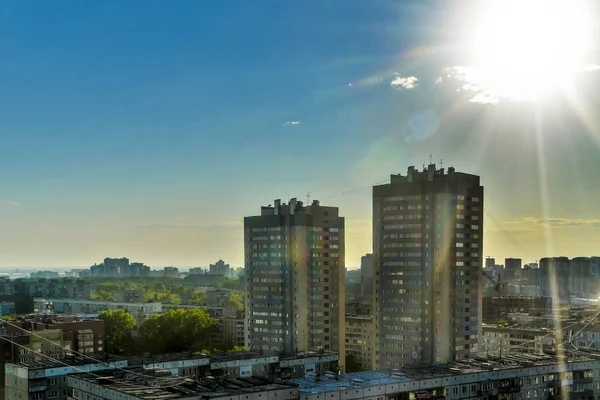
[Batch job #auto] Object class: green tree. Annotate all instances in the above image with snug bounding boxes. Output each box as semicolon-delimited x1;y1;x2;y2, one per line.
188;291;206;306
139;309;217;354
92;290;115;301
228;291;244;310
99;309;137;355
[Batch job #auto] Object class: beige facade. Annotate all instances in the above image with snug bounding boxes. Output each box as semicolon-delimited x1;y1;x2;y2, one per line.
345;316;373;370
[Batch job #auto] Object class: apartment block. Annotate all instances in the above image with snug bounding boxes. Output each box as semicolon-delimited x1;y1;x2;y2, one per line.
482;296;552;323
290;352;600;400
345;316;374;371
373;164;483;368
244;198;345;364
68;370;299;400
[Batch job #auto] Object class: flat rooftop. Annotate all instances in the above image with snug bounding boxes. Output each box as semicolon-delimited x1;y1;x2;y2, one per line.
7;354;125;370
289;352;600;394
72;369;298;400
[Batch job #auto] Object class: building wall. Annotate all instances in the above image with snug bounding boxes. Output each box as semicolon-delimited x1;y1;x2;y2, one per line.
373;165;483;368
345;317;373;370
244;198;345;366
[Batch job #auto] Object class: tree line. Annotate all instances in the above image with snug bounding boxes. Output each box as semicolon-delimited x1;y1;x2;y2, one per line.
99;308;242;355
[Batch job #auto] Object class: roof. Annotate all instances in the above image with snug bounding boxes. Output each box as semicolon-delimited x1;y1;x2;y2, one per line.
72;369;298;400
289;352;600;394
6;354;125;370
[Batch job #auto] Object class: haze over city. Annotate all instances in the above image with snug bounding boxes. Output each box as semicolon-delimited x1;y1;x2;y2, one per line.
1;0;600;268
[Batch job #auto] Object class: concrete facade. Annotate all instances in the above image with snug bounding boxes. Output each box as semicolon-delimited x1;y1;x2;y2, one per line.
244;198;345;367
373;165;484;368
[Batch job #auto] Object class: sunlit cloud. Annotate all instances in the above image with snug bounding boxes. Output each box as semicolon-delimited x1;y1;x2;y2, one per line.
509;217;600;227
440;64;600;104
391;75;419;90
283;121;300;126
5;201;20;206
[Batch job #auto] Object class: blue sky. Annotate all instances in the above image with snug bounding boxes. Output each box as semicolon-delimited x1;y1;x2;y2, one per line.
1;1;600;268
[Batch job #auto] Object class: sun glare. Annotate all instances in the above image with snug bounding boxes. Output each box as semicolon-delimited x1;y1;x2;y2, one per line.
464;0;594;101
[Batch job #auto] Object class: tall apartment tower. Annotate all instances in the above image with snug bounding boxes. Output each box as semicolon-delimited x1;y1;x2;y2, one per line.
244;198;345;362
372;164;484;369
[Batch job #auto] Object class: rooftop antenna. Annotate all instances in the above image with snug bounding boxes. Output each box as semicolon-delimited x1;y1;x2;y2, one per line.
429;154;433;164
306;192;311;204
440;158;444;168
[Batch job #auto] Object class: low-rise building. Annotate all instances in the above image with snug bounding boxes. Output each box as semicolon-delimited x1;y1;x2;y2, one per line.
481;324;556;355
68;370;299;400
33;298;163;324
4;357;128;400
483;296;552;323
345;316;373;371
290;352;600;400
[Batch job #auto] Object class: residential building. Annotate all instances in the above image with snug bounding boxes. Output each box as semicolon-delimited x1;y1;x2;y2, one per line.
113;288;144;303
540;256;570;300
4;357;127;400
0;315;105;393
244;198;345;365
5;349;338;400
289;352;600;400
33;298;162;324
570;257;596;299
210;259;231;277
68;370;300;400
504;258;522;281
360;253;373;298
0;301;16;316
482;296;552;323
345;316;373;370
373;164;483;368
480;324;556;355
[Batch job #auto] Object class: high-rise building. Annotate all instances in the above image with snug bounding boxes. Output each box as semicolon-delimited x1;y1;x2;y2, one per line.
244;198;345;362
540;257;570;299
373;164;483;368
360;254;373;298
504;258;522;281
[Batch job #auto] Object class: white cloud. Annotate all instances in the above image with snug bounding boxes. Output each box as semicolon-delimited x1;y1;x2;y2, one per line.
5;201;20;206
390;75;419;90
283;121;300;126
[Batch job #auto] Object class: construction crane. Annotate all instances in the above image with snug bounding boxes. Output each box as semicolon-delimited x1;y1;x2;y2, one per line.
482;269;503;294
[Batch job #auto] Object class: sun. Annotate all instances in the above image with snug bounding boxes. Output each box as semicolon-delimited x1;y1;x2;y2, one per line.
463;0;594;101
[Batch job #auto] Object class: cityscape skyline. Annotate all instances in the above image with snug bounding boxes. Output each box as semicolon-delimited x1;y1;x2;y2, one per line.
2;0;600;268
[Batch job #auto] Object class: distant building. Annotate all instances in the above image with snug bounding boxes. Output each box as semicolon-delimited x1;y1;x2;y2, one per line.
29;271;59;279
360;254;373;298
34;298;162;324
482;296;552;323
504;258;522;281
0;301;16;316
540;257;571;299
113;289;144;303
209;260;231;277
345;316;373;371
244;198;345;365
89;258;150;278
373;164;483;368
